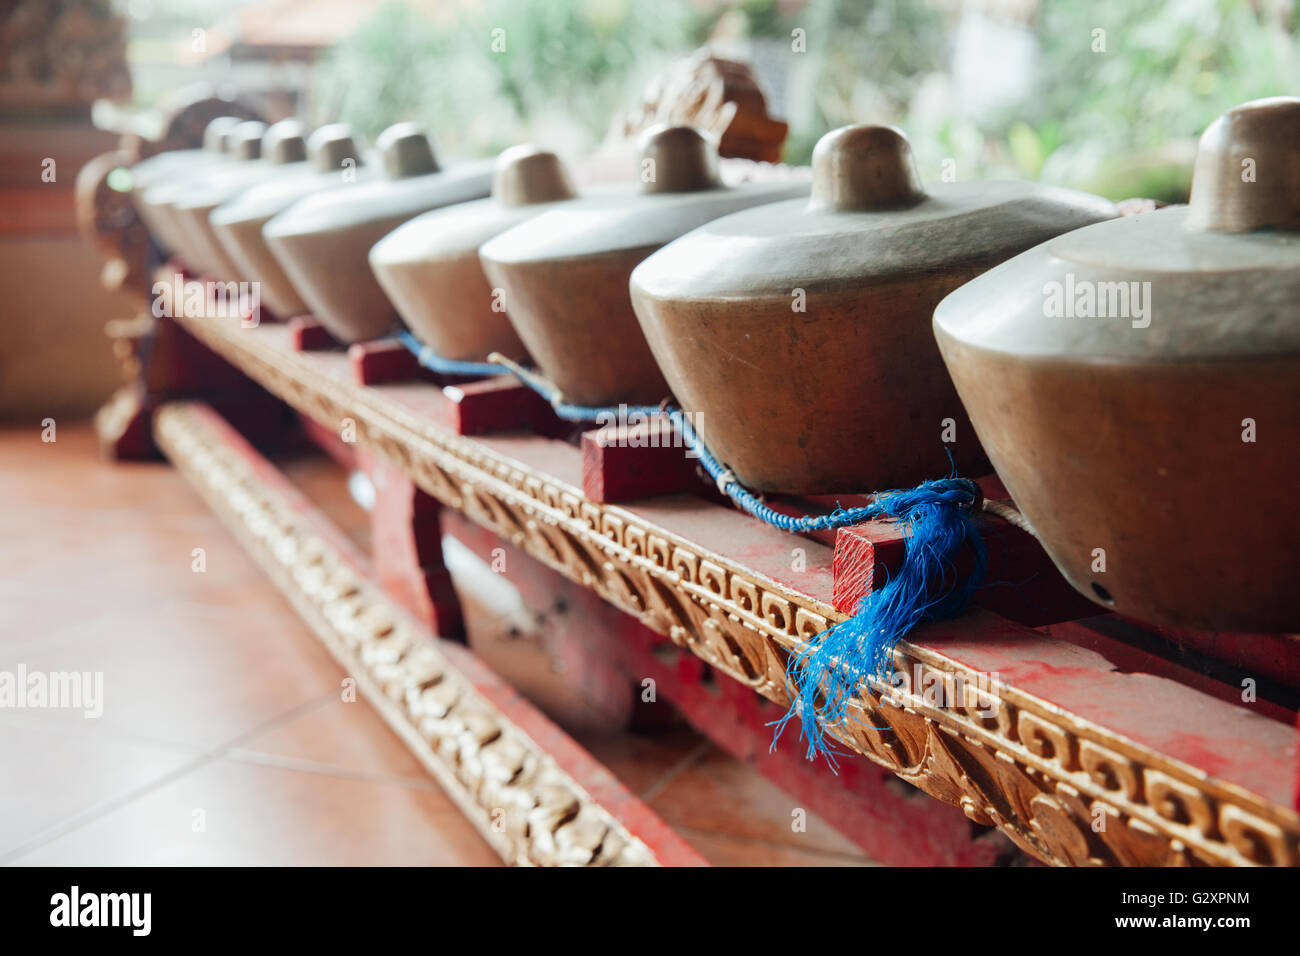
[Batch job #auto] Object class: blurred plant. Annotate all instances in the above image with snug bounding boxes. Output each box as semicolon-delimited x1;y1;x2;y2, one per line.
476;0;694;128
311;3;440;140
310;0;1300;199
682;0;945;165
999;0;1300;199
313;0;701;157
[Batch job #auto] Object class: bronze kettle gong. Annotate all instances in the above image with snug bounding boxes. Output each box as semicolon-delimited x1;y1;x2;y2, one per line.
369;144;588;363
130;116;240;257
263;123;494;344
630;124;1118;494
210;124;367;318
172;119;309;282
933;97;1300;633
478;125;809;407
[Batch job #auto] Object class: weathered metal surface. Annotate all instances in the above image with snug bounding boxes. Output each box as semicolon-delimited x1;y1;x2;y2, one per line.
370;145;583;364
263;123;494;343
630;123;1118;494
479;125;809;406
935;98;1300;631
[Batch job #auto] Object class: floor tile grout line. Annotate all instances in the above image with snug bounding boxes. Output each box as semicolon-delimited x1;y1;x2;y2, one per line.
0;691;338;864
0;681;341;755
638;737;714;804
219;748;439;790
0;752;215;865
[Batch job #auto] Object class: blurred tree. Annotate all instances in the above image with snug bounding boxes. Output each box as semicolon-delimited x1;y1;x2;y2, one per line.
309;0;1300;199
1007;0;1300;199
313;0;699;157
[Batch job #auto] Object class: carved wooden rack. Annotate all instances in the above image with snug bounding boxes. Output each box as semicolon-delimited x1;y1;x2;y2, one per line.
148;301;1299;868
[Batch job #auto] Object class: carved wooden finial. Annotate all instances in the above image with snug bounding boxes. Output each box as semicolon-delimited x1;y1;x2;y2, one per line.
611;50;788;164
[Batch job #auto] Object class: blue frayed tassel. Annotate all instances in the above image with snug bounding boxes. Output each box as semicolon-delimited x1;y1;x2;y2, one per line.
771;478;987;767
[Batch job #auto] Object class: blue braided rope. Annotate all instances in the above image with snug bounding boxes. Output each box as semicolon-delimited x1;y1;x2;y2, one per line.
397;332;661;422
397;331;504;378
664;406;979;532
396;331;980;531
492;357;662;423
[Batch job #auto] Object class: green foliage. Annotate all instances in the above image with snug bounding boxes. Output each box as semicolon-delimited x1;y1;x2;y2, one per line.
476;0;694;124
313;0;696;156
311;0;1300;199
1004;0;1300;197
1029;0;1298;153
312;3;441;141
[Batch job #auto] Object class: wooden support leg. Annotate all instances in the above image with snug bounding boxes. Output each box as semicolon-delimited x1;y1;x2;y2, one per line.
364;450;464;640
96;314;284;461
94;383;157;460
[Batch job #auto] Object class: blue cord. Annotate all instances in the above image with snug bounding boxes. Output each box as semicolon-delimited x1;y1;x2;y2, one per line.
396;331;504;378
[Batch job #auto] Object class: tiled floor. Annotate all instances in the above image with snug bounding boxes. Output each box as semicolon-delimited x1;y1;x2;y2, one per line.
0;423;873;866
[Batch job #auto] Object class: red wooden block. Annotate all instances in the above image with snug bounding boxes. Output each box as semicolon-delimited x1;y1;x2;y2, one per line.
348;338;427;386
832;507;1098;627
831;519;908;612
288;315;340;351
580;417;702;503
437;375;551;436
